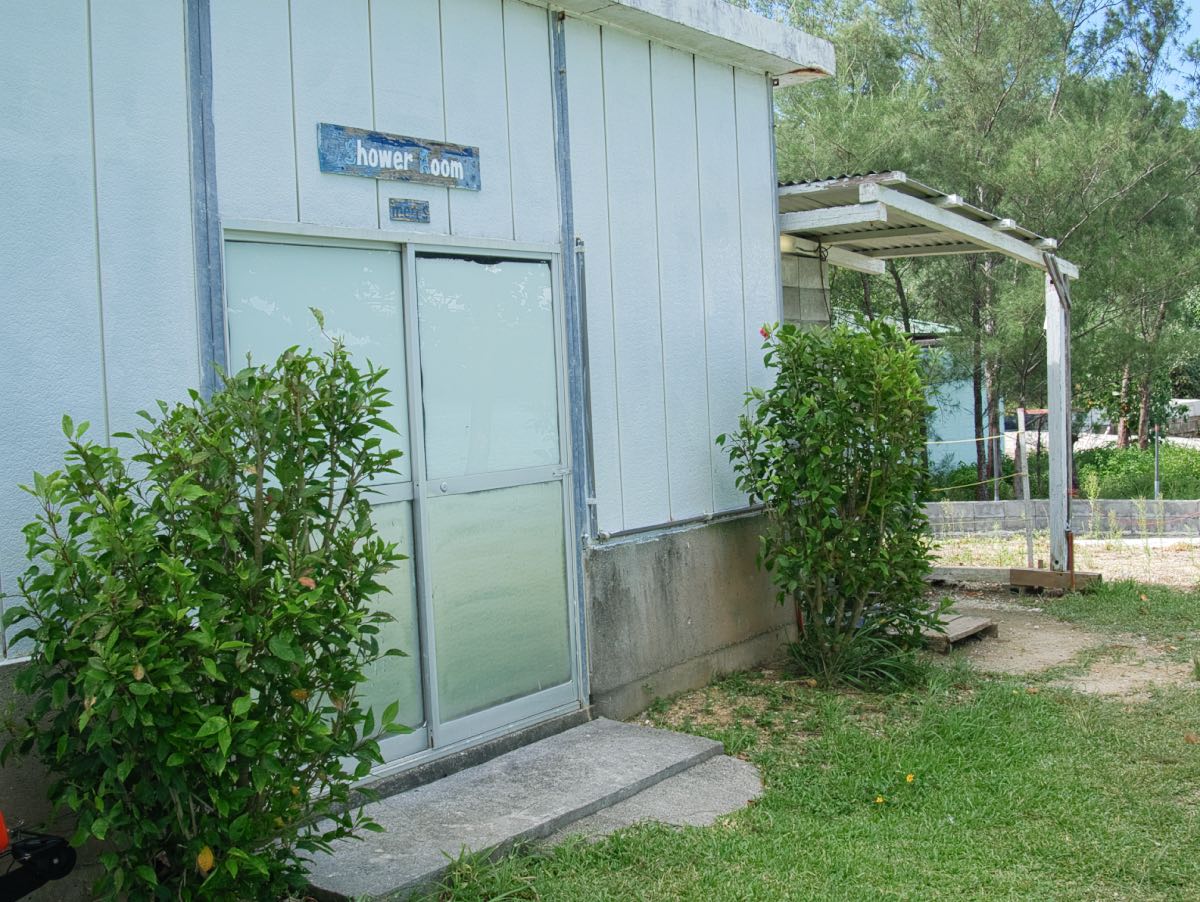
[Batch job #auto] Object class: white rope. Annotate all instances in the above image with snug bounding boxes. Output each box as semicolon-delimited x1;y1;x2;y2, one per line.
925;435;1010;446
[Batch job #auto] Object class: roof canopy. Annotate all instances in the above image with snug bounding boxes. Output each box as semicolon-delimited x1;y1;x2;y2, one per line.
533;0;834;86
778;171;1078;279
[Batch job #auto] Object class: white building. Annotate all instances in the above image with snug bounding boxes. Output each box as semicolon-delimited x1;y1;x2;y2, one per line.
0;0;832;800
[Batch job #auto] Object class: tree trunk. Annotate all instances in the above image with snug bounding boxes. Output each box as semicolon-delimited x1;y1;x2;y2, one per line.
985;360;1003;500
888;261;912;334
1116;362;1131;448
1134;296;1171;451
1137;372;1152;450
860;273;875;321
972;288;986;500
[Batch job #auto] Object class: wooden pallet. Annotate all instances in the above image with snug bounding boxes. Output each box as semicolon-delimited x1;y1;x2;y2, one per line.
928;566;1102;592
923;614;999;654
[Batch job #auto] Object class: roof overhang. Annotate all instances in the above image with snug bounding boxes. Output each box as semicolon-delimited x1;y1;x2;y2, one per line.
779;171;1078;278
541;0;835;85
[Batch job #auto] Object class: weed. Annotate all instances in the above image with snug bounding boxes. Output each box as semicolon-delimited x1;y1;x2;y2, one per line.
417;846;541;902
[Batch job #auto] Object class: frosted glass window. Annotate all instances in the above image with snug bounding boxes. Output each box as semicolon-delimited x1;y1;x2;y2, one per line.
225;241;410;482
358;501;424;730
416;256;560;478
428;482;571;721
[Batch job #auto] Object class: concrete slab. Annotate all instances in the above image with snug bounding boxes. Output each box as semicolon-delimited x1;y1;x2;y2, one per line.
545;755;762;844
306;718;723;900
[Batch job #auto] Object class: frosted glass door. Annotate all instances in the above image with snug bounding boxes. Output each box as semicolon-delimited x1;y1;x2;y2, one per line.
224;241;425;754
225;241;411;481
427;482;571;720
416;255;574;735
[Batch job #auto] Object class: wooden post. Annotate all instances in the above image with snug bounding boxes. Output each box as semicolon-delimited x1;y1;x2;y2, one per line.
1045;269;1071;572
1016;407;1035;568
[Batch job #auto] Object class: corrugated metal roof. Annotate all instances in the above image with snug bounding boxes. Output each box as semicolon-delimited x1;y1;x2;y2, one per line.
777;171;1074;276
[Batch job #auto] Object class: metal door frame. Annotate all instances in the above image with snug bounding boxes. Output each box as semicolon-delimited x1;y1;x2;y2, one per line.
220;223;585;770
403;243;582;749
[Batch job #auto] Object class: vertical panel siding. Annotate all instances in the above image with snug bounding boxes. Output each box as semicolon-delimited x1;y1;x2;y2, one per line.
91;0;199;437
650;44;711;520
564;19;623;535
0;3;107;653
290;0;377;228
210;0;297;221
370;0;451;234
601;29;671;528
442;0;514;240
695;58;749;513
503;1;560;246
734;68;778;391
201;0;785;534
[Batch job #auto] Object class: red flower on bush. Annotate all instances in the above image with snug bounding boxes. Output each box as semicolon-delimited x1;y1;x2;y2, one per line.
759;326;771;339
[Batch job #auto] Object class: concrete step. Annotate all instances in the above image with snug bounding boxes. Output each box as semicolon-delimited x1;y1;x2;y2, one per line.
305;717;724;900
545;754;763;845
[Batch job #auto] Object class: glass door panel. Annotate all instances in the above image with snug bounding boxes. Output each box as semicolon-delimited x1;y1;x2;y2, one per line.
416;256;560;478
415;253;575;741
225;240;425;761
426;482;571;721
224;241;411;482
359;500;425;745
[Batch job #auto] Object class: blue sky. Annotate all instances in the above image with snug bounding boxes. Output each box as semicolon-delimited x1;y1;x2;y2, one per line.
1165;3;1199;98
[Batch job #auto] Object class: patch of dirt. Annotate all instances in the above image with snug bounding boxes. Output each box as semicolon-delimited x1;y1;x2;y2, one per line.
937;588;1196;700
1053;659;1195;701
649;688;768;731
940;590;1103;674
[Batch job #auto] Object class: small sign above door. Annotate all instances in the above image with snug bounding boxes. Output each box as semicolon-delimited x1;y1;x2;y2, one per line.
389;198;432;224
318;123;480;191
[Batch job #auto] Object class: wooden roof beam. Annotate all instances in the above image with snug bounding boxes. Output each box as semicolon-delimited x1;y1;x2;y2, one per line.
863;243;984;259
778;202;889;234
821;225;940;247
780;234;885;275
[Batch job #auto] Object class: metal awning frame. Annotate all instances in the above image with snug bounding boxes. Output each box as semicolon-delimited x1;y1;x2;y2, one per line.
777;171;1079;574
778;171;1078;279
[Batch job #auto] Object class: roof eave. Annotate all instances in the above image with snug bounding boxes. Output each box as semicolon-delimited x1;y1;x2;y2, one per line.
543;0;834;83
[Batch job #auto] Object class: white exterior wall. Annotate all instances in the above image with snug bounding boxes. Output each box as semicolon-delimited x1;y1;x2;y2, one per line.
0;0;787;656
0;1;199;655
212;0;781;534
565;18;779;535
209;0;561;245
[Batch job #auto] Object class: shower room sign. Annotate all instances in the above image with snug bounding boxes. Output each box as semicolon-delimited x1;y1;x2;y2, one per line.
317;123;481;190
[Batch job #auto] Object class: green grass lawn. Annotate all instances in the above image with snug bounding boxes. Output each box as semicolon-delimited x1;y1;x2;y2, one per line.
423;583;1200;902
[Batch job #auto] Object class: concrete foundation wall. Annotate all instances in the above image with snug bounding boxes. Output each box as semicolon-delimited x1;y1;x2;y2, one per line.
584;513;793;720
927;499;1200;537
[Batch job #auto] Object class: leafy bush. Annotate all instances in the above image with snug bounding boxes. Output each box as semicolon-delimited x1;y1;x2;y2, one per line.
2;327;407;899
924;444;1200;500
1075;444;1200;499
719;320;938;687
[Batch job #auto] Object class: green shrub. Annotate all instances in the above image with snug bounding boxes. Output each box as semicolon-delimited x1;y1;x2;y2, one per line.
2;325;407;899
923;444;1200;500
1074;444;1200;499
719;320;938;687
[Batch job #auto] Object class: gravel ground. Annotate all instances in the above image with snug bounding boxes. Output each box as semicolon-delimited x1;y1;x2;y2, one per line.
935;533;1200;589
